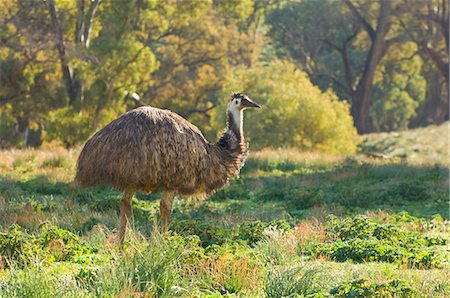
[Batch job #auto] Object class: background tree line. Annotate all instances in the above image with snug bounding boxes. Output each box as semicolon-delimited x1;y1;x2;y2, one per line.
0;0;447;152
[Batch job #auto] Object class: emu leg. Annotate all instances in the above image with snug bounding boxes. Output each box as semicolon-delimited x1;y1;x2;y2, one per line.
160;191;175;232
119;189;134;245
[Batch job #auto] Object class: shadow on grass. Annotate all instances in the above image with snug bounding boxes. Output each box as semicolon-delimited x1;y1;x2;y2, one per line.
0;175;69;197
208;161;449;220
0;161;448;225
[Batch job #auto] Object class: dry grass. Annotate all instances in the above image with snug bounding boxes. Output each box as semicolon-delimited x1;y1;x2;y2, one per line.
0;133;448;297
0;147;78;182
200;253;262;293
293;219;326;246
251;148;344;165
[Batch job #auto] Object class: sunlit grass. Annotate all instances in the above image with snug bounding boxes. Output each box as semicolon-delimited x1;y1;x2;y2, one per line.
360;122;449;165
0;124;449;296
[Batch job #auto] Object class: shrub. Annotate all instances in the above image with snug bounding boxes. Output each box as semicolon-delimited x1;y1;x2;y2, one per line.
173;220;235;246
301;214;447;268
44;107;96;147
173;219;291;246
330;278;416;297
0;224;93;268
0;224;43;268
238;220;291;245
389;181;429;201
211;60;358;154
37;223;93;262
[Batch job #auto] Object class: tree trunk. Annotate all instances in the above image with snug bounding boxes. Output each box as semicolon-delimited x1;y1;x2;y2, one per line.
47;0;79;105
409;0;449;127
345;0;392;133
410;71;449;127
83;0;101;48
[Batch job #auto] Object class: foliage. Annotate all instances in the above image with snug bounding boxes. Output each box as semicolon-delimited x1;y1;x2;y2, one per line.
302;215;448;268
330;278;416;298
0;0;447;149
266;0;448;132
172;219;291;247
212;60;358;154
238;220;291;244
0;223;92;268
0;0;259;147
0;139;449;296
44;107;95;147
370;43;425;131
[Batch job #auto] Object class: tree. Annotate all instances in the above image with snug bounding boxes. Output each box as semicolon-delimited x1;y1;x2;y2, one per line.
370;41;425;131
0;0;265;147
0;0;61;146
267;0;411;133
145;7;256;135
399;0;449;126
343;0;398;133
46;0;101;106
211;61;358;154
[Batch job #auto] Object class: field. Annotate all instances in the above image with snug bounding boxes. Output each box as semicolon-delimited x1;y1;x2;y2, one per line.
0;123;448;297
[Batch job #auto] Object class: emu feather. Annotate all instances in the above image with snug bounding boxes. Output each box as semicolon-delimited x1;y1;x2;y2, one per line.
75;93;260;243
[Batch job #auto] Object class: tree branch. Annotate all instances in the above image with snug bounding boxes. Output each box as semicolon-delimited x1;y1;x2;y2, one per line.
343;0;375;40
83;0;101;48
314;73;350;95
180;104;217;118
419;42;449;80
46;0;77;105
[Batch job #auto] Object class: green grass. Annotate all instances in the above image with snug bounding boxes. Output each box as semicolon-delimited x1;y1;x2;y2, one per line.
359;122;449;165
0;125;449;297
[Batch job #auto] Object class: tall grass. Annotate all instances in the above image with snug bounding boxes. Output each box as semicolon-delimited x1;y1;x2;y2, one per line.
0;125;448;297
264;267;328;297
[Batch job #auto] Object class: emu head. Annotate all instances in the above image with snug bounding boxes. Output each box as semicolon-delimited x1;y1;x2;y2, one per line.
228;93;260;112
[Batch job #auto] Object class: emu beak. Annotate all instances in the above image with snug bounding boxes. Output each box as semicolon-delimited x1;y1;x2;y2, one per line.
241;97;261;109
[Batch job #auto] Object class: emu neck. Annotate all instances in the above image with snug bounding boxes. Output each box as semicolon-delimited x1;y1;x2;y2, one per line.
227;109;243;142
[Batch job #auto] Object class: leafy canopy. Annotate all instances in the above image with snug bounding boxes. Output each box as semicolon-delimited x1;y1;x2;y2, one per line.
211;61;358;154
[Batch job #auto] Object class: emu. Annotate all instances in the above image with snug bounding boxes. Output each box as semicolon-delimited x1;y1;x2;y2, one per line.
76;93;260;243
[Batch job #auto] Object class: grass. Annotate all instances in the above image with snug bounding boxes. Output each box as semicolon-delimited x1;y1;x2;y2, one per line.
359;122;449;165
0;124;449;297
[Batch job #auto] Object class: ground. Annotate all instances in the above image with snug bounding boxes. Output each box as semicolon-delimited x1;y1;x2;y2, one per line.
0;123;448;297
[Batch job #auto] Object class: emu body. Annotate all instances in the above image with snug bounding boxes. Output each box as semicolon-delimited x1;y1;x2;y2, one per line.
76;93;260;243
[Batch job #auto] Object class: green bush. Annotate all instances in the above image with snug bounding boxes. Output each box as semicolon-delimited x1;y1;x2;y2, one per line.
173;220;235;246
44;107;94;147
330;278;415;297
238;220;291;244
301;214;447;268
172;219;291;246
0;225;44;268
211;60;358;154
37;223;93;262
389;181;429;201
0;224;93;268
